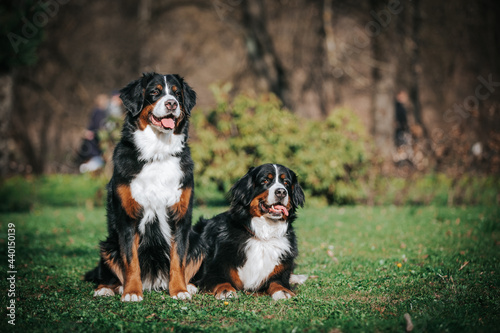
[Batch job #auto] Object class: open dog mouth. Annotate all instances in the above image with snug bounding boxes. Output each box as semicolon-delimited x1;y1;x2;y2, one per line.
259;201;289;218
150;114;176;130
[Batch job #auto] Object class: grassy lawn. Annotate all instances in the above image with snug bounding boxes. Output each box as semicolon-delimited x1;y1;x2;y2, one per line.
1;202;499;332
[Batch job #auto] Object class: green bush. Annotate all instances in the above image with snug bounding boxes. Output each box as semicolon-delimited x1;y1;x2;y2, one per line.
191;84;369;204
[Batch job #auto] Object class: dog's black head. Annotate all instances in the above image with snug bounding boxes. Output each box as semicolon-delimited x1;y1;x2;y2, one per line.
119;73;196;135
230;164;305;221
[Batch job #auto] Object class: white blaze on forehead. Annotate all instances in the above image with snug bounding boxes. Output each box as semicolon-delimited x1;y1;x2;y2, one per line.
266;164;288;206
151;76;181;119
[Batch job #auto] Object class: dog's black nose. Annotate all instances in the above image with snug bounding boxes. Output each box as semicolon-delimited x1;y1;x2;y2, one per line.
275;188;287;199
165;99;178;110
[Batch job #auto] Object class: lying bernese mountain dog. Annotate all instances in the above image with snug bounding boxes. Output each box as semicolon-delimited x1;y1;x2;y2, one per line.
191;164;305;300
85;73;202;302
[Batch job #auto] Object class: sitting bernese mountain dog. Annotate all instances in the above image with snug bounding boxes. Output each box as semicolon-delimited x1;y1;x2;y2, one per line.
191;164;305;300
85;73;202;302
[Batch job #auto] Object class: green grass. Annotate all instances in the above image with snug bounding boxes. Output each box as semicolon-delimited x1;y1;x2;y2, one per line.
0;174;108;212
1;173;499;212
1;203;499;332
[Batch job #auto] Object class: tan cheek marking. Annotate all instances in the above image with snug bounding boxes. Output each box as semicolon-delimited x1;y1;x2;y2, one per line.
138;104;154;130
249;191;269;217
117;184;141;219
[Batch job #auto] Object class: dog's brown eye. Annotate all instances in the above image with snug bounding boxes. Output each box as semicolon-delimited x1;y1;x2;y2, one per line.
262;179;269;185
151;89;159;96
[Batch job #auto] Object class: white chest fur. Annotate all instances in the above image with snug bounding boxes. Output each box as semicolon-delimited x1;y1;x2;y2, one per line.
130;157;183;238
130;126;185;240
237;217;291;291
134;125;185;161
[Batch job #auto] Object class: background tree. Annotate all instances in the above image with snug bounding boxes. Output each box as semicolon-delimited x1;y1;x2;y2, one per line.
2;0;499;176
0;1;44;177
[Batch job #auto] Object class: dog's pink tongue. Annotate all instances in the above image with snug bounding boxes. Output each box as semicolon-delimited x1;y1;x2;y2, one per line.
161;118;175;129
273;205;289;217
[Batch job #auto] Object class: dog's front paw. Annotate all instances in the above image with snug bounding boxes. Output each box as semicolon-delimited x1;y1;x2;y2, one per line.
289;274;309;285
94;287;115;297
121;293;143;302
172;291;191;300
187;283;198;295
271;290;294;301
213;283;238;300
216;290;238;300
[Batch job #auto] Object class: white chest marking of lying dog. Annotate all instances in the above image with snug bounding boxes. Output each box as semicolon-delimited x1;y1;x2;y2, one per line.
237;216;291;291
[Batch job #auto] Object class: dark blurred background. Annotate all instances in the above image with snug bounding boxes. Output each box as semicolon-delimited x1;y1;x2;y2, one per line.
1;0;499;183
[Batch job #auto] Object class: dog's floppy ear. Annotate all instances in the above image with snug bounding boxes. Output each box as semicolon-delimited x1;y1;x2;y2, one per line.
290;170;305;208
174;74;196;115
230;167;255;207
119;73;152;117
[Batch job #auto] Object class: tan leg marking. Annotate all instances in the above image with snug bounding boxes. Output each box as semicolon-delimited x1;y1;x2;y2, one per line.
229;268;244;290
121;233;143;302
213;282;237;300
171;187;192;222
169;242;190;299
117;184;141;219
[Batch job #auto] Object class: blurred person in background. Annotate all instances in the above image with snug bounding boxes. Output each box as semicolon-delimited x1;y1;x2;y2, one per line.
393;90;414;165
77;94;109;173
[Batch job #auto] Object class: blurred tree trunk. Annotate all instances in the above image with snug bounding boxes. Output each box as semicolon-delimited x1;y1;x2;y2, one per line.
370;0;397;159
137;0;151;71
321;0;342;111
408;0;433;150
12;76;55;175
408;0;423;129
0;72;13;178
241;0;291;107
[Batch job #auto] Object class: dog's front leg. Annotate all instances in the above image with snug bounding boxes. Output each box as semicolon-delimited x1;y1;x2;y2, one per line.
169;241;191;299
116;184;143;302
120;231;143;302
265;264;295;301
266;281;295;300
168;187;193;300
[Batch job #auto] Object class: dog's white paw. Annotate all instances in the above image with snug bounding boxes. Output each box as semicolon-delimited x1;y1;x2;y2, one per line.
216;290;238;300
94;287;115;297
187;284;198;295
121;293;143;302
272;290;293;301
289;274;309;285
172;291;191;300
